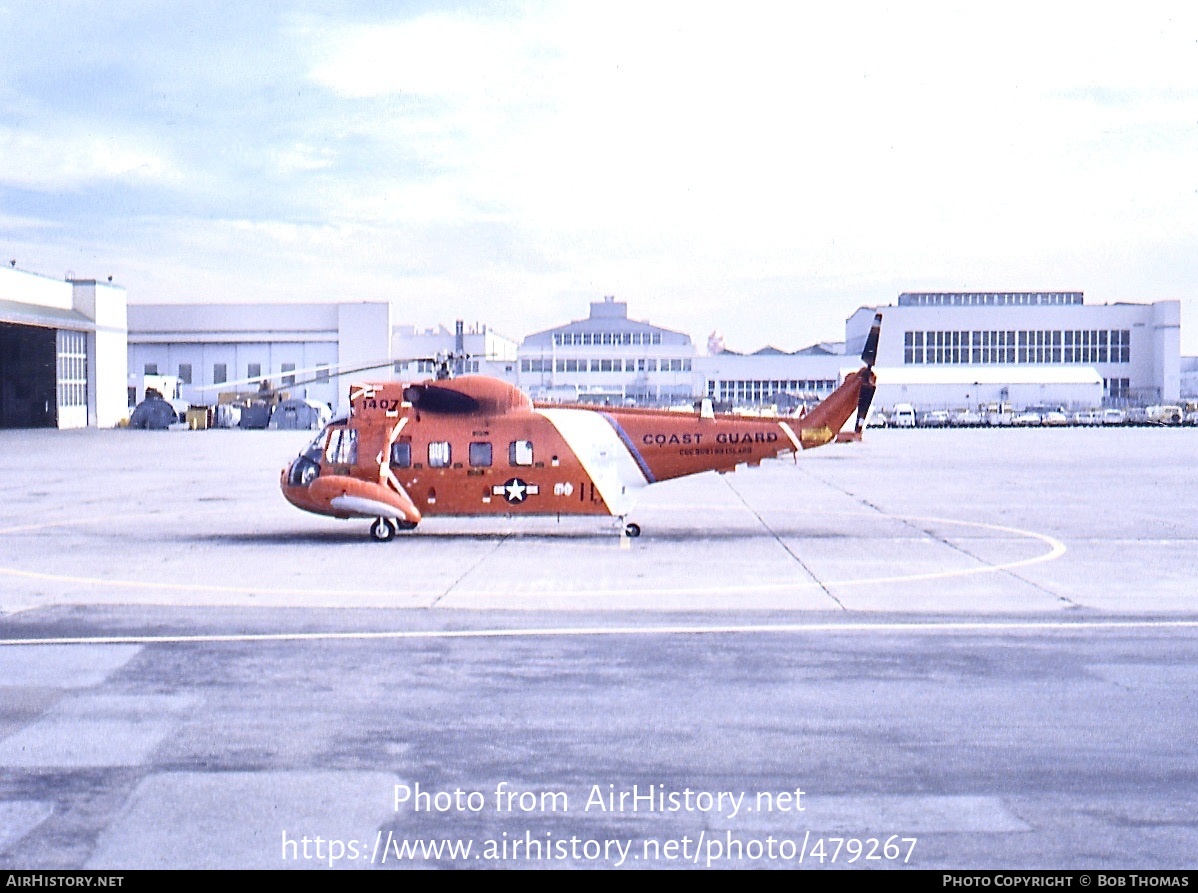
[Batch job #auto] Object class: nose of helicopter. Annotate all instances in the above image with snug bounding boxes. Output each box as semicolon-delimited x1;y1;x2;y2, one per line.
279;460;422;526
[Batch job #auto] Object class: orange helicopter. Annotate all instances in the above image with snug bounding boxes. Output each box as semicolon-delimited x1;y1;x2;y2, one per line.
281;314;882;541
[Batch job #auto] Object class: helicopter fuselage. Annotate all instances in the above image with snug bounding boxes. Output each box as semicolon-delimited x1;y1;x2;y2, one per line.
280;367;873;534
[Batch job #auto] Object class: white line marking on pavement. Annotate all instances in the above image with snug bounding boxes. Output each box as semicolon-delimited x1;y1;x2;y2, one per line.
2;619;1194;648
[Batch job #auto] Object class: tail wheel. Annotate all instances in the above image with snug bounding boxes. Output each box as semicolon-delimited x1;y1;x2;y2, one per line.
370;518;396;542
624;522;641;538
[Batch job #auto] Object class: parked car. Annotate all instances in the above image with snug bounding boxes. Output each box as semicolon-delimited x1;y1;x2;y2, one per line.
1146;405;1184;425
919;410;951;428
951;408;983;427
984;403;1013;426
1020;405;1067;426
1012;410;1042;427
1101;408;1126;426
890;404;916;428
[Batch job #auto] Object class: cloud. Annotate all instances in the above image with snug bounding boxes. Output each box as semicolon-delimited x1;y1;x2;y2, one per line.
0;127;173;190
2;1;1197;350
309;13;549;101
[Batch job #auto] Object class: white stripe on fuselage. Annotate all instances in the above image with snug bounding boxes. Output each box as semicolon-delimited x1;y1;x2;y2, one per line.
330;495;403;519
536;408;648;517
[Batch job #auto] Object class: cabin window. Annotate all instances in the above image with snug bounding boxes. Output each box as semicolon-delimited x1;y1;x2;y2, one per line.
509;440;533;466
325;428;358;465
469;442;493;467
428;441;452;468
390;442;412;468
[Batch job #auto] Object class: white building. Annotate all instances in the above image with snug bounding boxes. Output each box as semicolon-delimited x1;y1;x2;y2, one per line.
128;303;520;415
1180;357;1198;400
391;321;518;382
866;365;1104;413
519;297;697;405
696;343;845;409
0;266;127;428
127;302;392;414
846;292;1181;410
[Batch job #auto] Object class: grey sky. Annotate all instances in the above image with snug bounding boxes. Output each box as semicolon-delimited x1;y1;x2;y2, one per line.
1;2;1195;351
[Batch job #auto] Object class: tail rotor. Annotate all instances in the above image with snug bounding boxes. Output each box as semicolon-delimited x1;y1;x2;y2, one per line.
854;313;882;434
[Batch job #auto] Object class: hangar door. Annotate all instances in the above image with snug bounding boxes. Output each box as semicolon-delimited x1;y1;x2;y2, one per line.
0;322;57;428
55;329;88;428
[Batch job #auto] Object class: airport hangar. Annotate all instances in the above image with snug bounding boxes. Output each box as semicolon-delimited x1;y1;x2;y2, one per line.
0;265;127;429
127;303;519;416
843;292;1181;412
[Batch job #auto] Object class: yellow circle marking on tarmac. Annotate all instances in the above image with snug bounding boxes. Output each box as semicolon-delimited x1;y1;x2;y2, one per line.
0;513;1065;600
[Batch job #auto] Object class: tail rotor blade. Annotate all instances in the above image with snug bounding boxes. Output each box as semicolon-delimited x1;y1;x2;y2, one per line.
855;376;877;434
861;312;882;368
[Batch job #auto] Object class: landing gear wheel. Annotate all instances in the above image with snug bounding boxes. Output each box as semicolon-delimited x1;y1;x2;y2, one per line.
370;517;396;542
624;522;641;538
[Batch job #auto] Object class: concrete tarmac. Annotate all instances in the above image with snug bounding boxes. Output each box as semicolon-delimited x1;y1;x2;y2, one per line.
1;426;1193;614
0;426;1196;869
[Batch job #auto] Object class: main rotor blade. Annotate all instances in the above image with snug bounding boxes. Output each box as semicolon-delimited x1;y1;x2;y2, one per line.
192;357;397;392
402;384;481;414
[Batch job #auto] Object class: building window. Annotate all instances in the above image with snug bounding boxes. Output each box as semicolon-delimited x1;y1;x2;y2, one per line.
178;363;192;385
1115;330;1130;363
56;330;88;409
315;364;329;383
248;363;262;380
144;363;158;375
214;363;227;385
282;363;296;386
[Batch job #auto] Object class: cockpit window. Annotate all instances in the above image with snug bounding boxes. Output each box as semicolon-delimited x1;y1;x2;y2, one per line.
301;430;326;462
325;427;358;465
